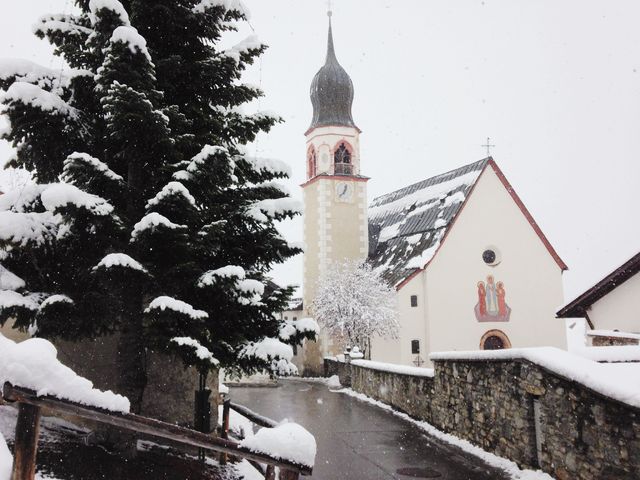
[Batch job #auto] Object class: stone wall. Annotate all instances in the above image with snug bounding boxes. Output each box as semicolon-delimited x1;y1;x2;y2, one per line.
57;334;219;429
324;357;640;480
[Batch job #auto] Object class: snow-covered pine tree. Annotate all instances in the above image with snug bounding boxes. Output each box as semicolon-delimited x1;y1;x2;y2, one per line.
312;260;399;358
0;0;311;414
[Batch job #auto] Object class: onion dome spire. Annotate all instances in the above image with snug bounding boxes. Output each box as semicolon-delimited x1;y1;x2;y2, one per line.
308;13;357;132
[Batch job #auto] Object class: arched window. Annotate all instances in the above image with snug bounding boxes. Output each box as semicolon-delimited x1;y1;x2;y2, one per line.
480;329;511;350
333;142;353;175
307;147;316;178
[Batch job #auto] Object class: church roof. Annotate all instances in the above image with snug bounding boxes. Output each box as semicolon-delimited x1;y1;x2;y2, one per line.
368;158;489;287
368;157;567;289
556;251;640;319
308;17;358;133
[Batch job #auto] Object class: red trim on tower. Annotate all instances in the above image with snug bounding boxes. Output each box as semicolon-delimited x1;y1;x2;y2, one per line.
304;124;362;136
300;174;369;188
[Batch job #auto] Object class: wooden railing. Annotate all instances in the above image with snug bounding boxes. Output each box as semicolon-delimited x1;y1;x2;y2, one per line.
2;383;312;480
220;398;286;480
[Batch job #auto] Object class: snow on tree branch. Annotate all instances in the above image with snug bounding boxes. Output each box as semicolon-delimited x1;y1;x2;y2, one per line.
92;253;147;273
109;26;151;61
145;296;209;320
40;183;114;216
146;181;196;209
170;337;219;366
89;0;131;26
0;82;78;118
130;212;185;240
312;260;399;354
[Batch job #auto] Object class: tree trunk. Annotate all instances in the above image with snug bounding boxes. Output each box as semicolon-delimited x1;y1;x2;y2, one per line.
116;310;147;414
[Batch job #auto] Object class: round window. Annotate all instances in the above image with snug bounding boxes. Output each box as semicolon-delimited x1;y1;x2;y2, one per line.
482;246;501;266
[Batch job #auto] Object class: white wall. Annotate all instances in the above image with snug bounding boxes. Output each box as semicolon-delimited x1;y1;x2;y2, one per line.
423;165;566;363
588;271;640;333
371;271;427;364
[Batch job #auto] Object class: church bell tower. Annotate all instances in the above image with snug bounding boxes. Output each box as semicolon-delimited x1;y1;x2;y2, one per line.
301;12;369;370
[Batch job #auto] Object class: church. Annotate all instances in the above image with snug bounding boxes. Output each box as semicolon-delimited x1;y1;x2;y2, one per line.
291;16;568;375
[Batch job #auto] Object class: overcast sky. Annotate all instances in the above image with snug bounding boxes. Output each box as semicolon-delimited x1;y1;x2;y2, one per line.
1;1;639;302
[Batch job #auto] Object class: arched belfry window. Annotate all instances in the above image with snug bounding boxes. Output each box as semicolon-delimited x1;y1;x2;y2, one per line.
334;142;353;175
307;147;316;179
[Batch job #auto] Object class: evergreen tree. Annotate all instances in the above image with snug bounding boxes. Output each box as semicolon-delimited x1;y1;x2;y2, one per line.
0;0;313;413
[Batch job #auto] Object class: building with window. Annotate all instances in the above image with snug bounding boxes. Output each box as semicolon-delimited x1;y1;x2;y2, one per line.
296;15;567;374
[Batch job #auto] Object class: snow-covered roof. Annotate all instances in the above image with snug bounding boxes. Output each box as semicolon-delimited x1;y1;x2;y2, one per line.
367;158;488;287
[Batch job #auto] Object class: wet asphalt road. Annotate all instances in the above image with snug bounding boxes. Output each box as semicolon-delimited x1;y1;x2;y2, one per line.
229;379;509;480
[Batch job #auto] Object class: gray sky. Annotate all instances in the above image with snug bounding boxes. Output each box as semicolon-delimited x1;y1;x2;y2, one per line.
1;1;639;302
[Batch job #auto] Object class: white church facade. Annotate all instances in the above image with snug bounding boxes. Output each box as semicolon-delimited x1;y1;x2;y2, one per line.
295;17;567;374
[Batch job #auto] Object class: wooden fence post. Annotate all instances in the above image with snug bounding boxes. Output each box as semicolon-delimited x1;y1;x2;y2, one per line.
219;398;230;465
278;469;300;480
12;403;41;480
264;464;276;480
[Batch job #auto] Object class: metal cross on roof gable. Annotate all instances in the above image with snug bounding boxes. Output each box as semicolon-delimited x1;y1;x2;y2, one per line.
481;137;495;157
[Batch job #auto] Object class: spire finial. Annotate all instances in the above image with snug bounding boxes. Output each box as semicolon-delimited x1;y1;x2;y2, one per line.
325;2;336;63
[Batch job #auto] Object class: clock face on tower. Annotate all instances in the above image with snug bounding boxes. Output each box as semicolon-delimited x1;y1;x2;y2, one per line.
335;181;353;202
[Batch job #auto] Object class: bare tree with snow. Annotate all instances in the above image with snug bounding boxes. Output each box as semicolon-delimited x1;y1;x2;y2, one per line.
312;260;399;358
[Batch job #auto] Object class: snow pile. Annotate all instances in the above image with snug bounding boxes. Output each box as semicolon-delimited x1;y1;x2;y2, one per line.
40;183;113;216
145;296;208;320
0;82;77;117
110;26;151;61
351;359;435;378
0;333;130;412
326;375;341;389
131;212;185;239
430;347;640;408
146;181;196;209
0;430;11;480
89;0;130;25
170;337;218;365
93;253;147;273
239;422;316;468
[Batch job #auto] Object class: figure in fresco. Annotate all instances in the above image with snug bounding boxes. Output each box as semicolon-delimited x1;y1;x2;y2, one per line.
475;275;511;322
485;275;498;315
477;282;487;317
497;281;507;317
